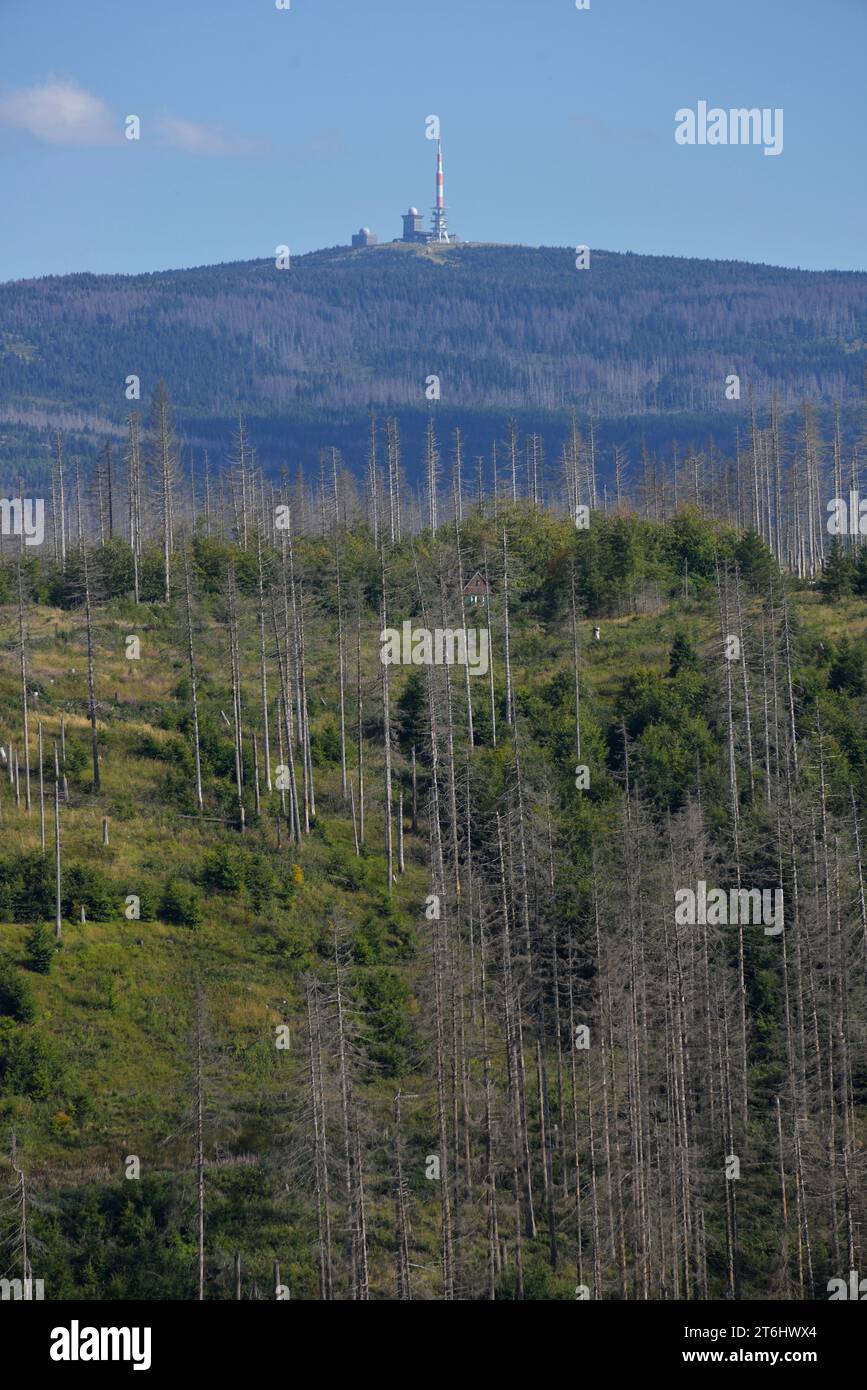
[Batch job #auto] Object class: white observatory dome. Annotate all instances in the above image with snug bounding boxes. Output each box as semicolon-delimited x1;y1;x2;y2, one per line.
408;207;419;216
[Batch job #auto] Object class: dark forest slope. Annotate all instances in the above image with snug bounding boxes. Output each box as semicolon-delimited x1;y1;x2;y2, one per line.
2;243;866;476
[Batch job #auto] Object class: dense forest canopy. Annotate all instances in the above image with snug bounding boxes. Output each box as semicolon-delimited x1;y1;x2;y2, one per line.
2;242;866;476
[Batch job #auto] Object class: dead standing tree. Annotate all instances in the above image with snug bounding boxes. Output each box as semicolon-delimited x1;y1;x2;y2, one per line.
182;545;204;812
16;560;32;813
148;380;178;602
333;930;370;1299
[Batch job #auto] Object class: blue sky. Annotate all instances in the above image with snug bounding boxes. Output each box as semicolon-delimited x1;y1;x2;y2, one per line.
1;0;864;281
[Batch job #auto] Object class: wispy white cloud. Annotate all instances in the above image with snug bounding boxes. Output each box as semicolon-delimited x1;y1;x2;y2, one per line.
0;79;343;165
155;117;344;161
157;114;261;157
0;79;119;145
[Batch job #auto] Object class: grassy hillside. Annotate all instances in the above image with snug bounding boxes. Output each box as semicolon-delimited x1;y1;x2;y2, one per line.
1;506;866;1300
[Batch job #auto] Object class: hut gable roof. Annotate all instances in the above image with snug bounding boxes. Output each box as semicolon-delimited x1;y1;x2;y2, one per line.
462;570;490;596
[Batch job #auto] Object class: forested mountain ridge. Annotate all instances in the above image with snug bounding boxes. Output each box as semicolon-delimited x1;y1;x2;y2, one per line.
2;242;866;477
1;502;865;1300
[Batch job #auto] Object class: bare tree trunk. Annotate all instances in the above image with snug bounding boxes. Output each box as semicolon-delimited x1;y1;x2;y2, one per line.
570;567;581;762
297;582;315;825
307;980;333;1300
53;744;62;939
183;546;204;811
227;566;244;812
127;412;142;603
195;986;206;1301
257;530;272;792
82;546;100;792
502;530;513;727
479;906;499;1299
151;382;176;602
483;547;497;747
270;597;302;843
393;1091;412;1300
424;660;456;1299
17;561;31;812
356;598;365;846
38;720;45;850
495;812;525;1296
55;431;67;565
328;449;349;800
379;539;394;888
453;495;474;746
